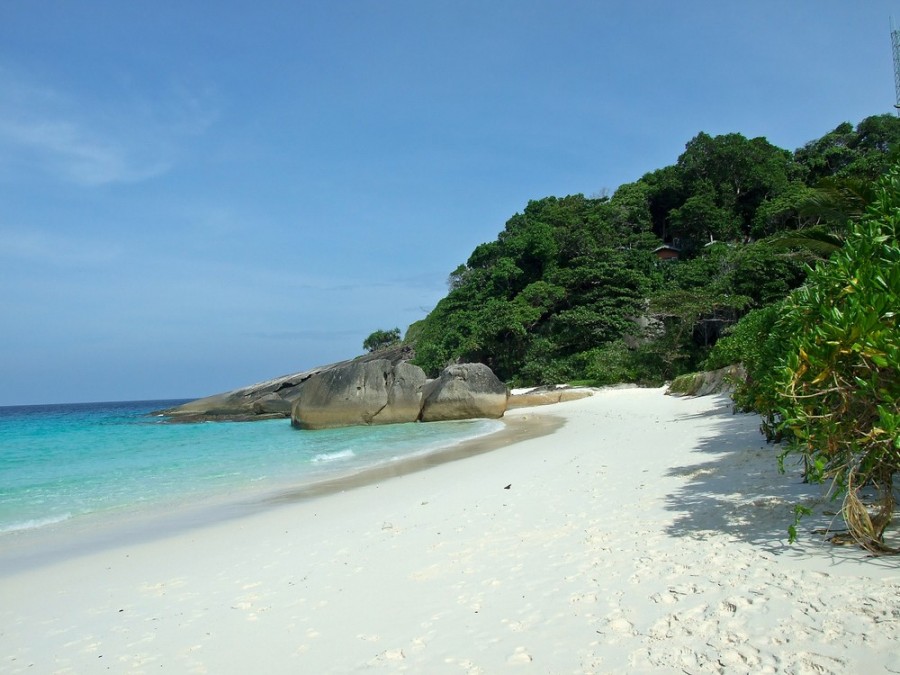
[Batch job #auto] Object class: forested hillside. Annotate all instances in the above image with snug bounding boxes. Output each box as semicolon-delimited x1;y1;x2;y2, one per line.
405;114;900;387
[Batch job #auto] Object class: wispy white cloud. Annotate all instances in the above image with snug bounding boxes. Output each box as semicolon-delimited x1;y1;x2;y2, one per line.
0;68;217;186
0;225;122;266
0;117;171;186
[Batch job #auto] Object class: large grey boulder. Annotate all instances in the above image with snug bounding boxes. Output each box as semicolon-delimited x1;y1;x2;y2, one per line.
156;345;413;422
420;363;508;422
291;359;427;430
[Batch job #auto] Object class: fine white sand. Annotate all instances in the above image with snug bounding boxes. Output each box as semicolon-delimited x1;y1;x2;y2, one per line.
1;387;898;674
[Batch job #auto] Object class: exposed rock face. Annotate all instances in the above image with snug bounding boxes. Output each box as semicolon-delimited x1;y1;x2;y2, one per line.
252;393;295;415
383;362;430;423
291;360;427;430
157;346;414;422
420;363;508;422
507;385;594;409
157;348;510;429
666;364;746;397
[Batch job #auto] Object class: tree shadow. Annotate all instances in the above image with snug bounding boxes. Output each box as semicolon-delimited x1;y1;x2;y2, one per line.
662;396;898;568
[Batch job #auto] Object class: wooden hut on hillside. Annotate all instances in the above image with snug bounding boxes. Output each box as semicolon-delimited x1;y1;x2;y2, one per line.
653;244;681;261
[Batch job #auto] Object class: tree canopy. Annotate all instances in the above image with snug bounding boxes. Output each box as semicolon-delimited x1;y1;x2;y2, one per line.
363;328;401;353
402;114;900;388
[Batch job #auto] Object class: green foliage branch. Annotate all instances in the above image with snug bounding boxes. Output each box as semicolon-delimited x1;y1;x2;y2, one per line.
773;166;900;552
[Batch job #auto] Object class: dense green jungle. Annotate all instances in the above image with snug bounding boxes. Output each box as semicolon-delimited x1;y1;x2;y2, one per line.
398;114;898;388
375;114;900;550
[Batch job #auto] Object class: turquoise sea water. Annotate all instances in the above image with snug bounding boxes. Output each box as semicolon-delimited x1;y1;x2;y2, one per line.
0;399;502;538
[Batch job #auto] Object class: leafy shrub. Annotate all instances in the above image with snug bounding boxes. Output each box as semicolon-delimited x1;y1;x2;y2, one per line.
775;166;900;551
576;340;636;386
705;303;797;438
513;338;573;386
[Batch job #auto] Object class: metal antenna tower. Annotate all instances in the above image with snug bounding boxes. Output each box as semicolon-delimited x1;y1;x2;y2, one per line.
892;19;900;115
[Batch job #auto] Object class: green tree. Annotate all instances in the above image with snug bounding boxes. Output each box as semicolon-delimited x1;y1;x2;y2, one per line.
363;328;401;353
795;115;900;183
672;132;800;248
794;121;858;183
751;181;820;238
642;165;686;243
758;176;875;263
725;242;806;307
412;194;649;379
669;180;742;245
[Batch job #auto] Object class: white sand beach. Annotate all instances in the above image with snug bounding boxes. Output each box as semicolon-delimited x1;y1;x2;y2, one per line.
1;387;898;674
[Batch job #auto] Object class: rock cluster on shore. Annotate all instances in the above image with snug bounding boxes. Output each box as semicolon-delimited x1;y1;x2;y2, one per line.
158;348;511;430
157;346;413;423
293;361;508;430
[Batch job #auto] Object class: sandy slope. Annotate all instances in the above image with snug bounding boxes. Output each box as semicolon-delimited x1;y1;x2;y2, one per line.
1;387;898;674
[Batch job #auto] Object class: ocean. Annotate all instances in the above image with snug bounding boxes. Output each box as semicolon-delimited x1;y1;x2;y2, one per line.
0;399;503;542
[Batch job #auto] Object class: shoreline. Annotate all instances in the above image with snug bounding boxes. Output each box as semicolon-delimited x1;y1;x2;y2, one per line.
261;411;563;507
2;387;897;673
0;412;560;577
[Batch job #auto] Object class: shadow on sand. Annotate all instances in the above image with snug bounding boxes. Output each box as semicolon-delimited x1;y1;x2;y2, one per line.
661;395;898;567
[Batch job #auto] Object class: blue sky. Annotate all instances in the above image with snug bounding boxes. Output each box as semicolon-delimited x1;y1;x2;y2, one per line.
1;1;897;405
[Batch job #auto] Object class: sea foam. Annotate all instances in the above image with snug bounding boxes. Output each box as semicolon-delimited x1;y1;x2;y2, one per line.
0;513;73;534
311;449;356;463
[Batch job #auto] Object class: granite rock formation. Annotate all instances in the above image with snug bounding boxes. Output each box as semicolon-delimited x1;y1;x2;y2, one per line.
419;363;508;422
291;360;427;430
157;346;414;422
157;348;510;429
507;385;594;408
665;364;746;397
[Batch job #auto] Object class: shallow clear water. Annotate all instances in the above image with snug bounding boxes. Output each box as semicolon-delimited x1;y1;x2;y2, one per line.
0;399;502;536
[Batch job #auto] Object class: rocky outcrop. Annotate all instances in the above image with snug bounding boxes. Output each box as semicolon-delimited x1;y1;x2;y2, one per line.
291;360;427;430
666;364;746;397
419;363;508;422
158;348;511;429
291;361;509;429
252;392;295;416
157;346;414;422
507;385;594;408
